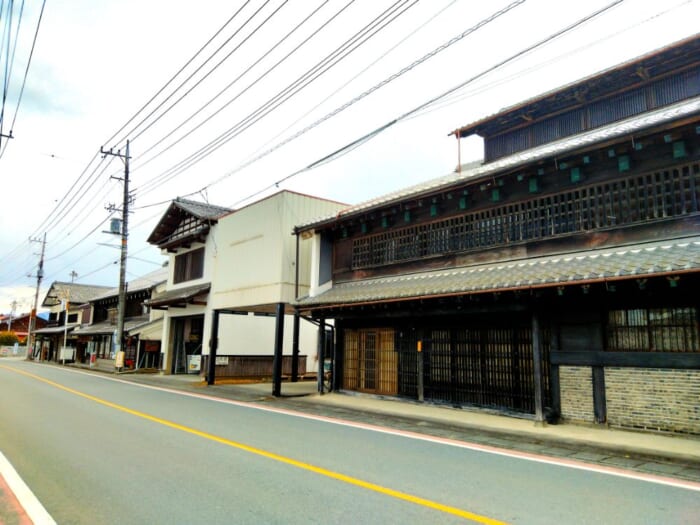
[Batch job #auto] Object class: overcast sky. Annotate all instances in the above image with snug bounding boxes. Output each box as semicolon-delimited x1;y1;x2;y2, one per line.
1;0;698;315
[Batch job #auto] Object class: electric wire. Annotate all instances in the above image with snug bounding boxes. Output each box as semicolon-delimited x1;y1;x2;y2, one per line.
15;1;255;247
158;0;527;201
0;0;15;140
249;0;458;160
128;0;290;144
1;0;41;159
104;0;254;148
134;0;419;196
223;0;627;208
1;1;684;291
131;0;337;165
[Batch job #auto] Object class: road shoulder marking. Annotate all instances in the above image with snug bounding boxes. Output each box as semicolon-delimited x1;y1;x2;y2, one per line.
0;450;56;525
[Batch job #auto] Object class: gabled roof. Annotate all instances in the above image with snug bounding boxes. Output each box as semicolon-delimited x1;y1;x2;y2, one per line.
41;282;112;307
297;237;700;308
453;33;700;139
90;266;168;302
147;197;232;249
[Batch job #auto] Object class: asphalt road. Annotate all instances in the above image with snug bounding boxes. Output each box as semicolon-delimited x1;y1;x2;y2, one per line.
1;360;699;524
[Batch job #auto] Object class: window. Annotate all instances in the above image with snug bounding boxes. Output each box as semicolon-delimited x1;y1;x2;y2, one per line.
67;313;79;324
174;248;204;284
607;307;699;352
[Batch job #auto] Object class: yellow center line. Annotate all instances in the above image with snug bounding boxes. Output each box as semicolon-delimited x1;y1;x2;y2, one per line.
3;365;507;524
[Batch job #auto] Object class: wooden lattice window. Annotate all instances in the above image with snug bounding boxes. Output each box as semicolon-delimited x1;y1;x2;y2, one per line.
351;162;700;269
607;307;699;352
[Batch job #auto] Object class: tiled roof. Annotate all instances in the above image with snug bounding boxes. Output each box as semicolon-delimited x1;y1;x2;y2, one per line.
90;266;168;302
296;95;700;231
73;316;155;336
296;237;700;307
42;282;113;307
453;34;700;138
174;198;232;220
146;282;211;308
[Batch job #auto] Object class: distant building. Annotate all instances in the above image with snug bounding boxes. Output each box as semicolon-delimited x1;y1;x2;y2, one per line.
73;266;168;369
0;313;47;342
33;282;112;361
296;36;700;434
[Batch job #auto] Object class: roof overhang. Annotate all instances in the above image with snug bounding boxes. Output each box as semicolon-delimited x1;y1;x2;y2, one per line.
296;96;700;233
296;237;700;311
34;325;77;335
452;34;700;139
146;283;211;310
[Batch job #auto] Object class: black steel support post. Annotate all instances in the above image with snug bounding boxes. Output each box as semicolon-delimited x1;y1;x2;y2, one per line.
207;310;220;386
272;302;285;397
317;317;326;394
417;339;424;402
291;311;300;382
532;312;545;425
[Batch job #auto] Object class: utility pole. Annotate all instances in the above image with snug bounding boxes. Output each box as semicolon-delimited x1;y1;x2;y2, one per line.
8;300;17;331
69;270;78;283
101;140;130;370
27;233;47;360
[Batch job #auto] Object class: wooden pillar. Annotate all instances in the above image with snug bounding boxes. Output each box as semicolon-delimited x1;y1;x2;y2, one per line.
291;311;300;382
592;367;607;424
272;302;285;397
532;312;545;425
207;310;220;386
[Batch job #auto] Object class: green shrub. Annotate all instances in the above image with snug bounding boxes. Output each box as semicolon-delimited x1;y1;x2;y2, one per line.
0;331;19;345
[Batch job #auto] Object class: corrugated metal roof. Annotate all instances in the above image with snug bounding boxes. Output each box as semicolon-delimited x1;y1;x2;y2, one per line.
296;237;700;307
296;95;700;231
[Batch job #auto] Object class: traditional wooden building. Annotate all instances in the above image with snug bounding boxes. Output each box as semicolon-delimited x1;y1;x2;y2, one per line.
33;282;111;362
73;266;168;369
295;36;700;434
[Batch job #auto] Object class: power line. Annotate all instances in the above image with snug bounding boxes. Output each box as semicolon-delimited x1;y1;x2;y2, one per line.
103;0;255;148
132;0;337;165
129;0;290;144
153;0;528;201
223;0;628;208
134;0;419;196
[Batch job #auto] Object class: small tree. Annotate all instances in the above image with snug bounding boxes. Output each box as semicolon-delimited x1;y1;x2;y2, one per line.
0;331;19;346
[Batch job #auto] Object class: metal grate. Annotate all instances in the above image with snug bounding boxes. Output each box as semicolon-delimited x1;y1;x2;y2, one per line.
352;162;700;269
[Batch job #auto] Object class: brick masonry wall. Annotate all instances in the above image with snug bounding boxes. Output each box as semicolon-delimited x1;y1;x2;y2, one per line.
605;367;700;434
559;366;595;423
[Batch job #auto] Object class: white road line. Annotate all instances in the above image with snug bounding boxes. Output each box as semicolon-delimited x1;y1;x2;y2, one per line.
38;364;700;493
0;450;56;525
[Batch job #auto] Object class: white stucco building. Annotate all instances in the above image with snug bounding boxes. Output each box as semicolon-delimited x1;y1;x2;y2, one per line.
147;191;345;378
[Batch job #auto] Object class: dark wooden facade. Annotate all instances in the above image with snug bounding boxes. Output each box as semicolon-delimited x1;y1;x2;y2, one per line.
297;37;700;432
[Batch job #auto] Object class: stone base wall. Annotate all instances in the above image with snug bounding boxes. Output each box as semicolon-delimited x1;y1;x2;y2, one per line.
605;367;700;434
559;366;595;423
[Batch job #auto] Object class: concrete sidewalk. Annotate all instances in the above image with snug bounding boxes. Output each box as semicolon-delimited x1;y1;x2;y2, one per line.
120;372;700;467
